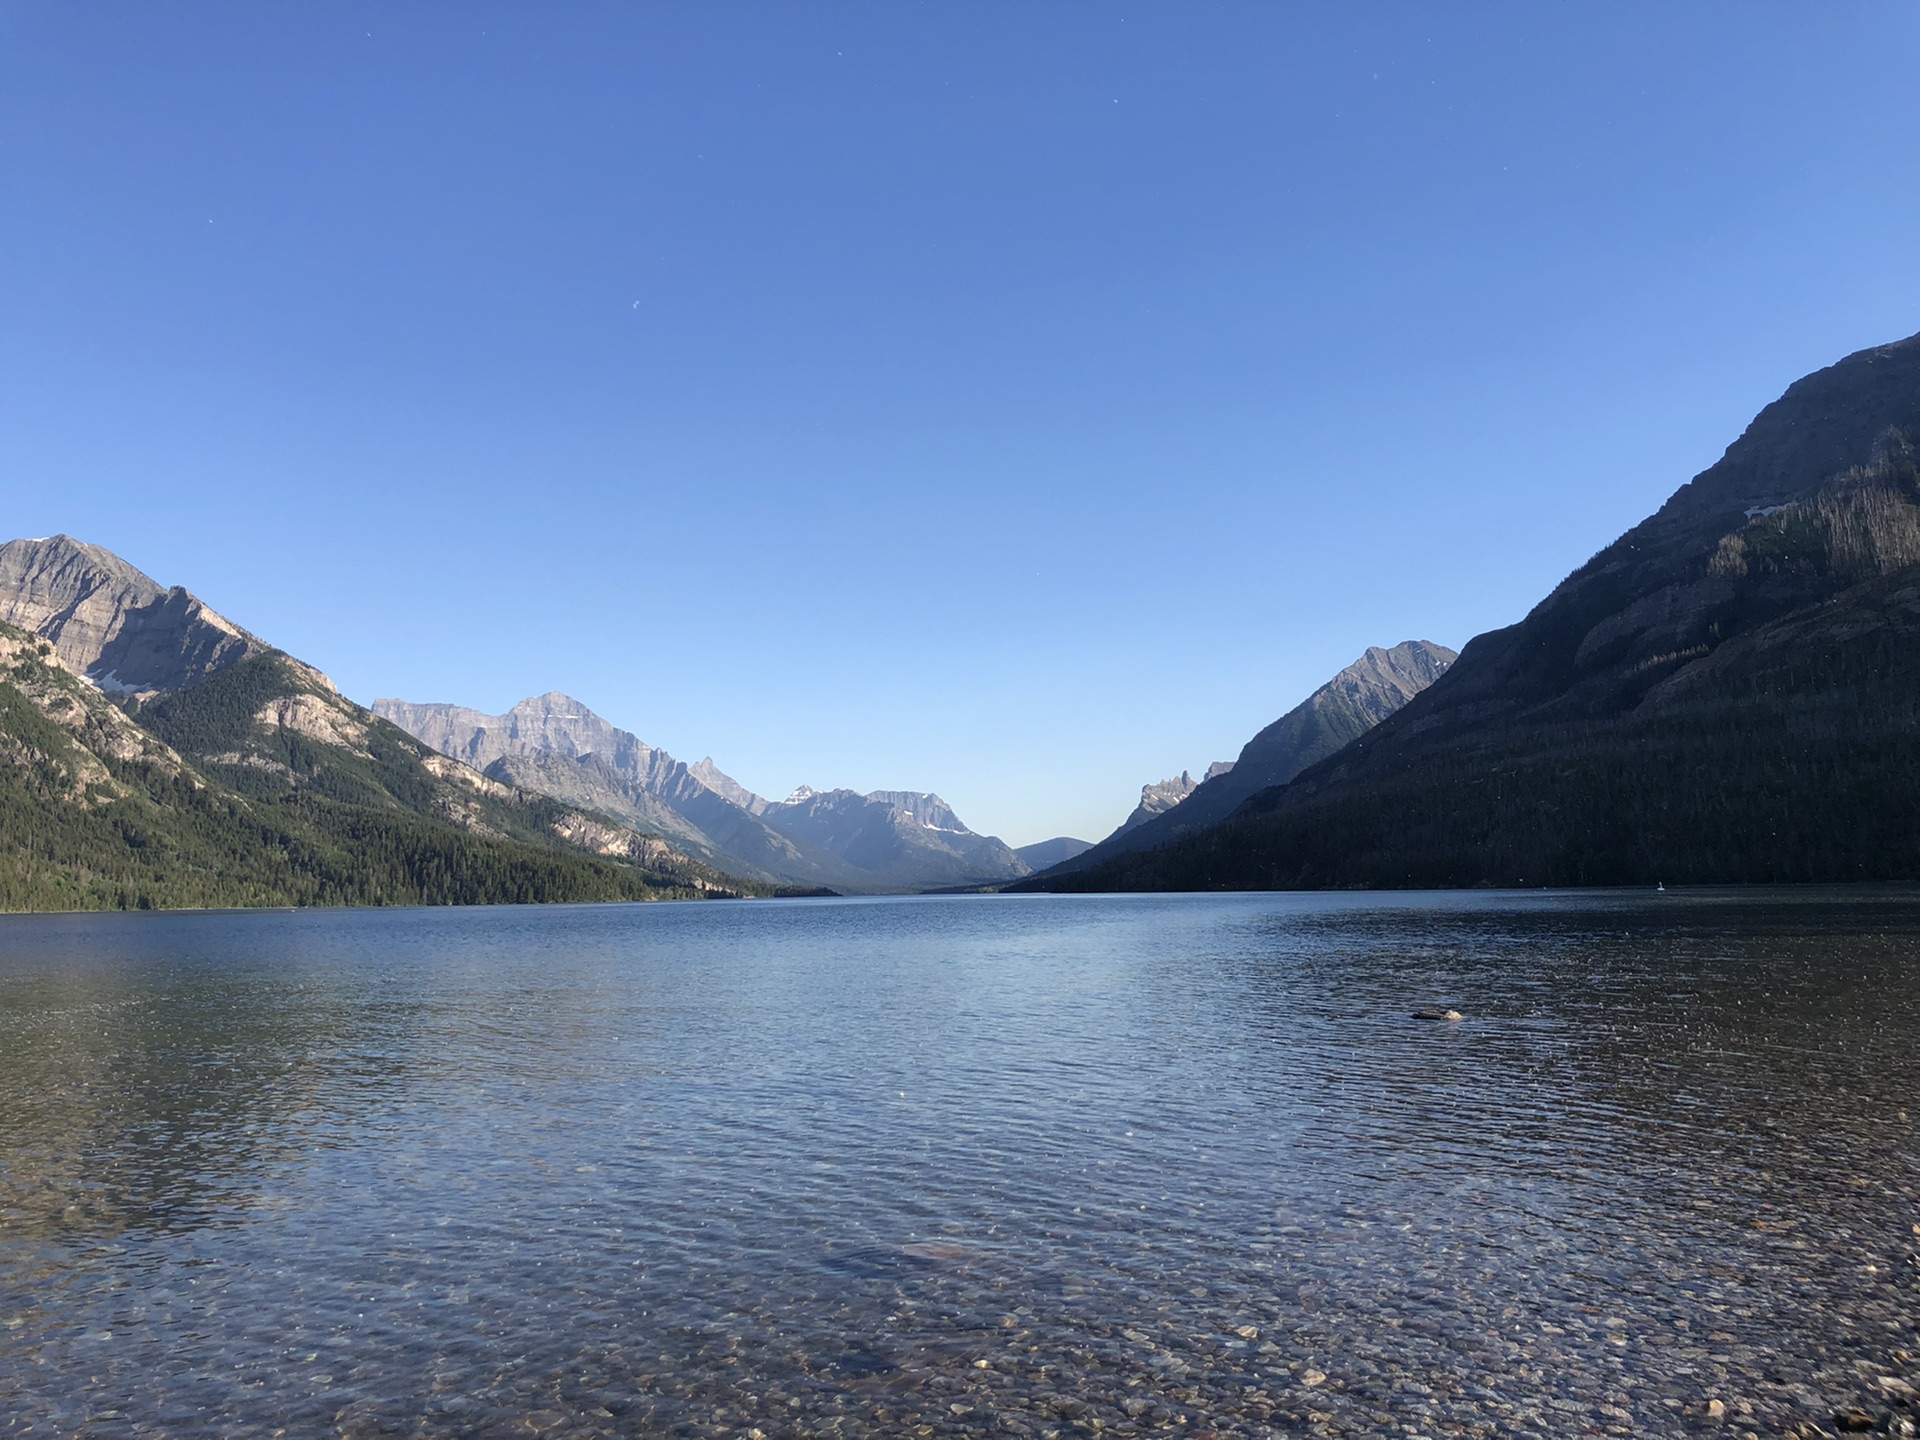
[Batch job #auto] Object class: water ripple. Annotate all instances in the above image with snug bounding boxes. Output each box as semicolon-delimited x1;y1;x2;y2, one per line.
1;890;1918;1436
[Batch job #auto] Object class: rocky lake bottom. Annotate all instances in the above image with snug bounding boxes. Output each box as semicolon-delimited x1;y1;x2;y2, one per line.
1;890;1917;1438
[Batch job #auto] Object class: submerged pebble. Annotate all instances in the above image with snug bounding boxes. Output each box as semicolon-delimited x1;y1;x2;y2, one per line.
1;893;1917;1436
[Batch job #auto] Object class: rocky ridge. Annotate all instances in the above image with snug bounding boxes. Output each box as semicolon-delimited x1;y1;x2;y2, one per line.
1110;772;1202;838
0;541;759;910
376;696;1029;892
1038;330;1920;890
0;535;264;695
1035;640;1455;881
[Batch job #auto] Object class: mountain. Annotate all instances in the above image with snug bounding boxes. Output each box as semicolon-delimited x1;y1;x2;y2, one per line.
1034;640;1455;881
1038;331;1920;890
375;695;1029;891
1110;772;1200;838
1014;836;1093;870
758;785;1029;890
0;535;263;694
376;693;861;889
0;539;760;910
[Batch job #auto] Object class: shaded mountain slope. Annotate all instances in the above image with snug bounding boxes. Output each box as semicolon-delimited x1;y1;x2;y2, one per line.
1035;640;1454;881
1040;331;1920;891
0;535;262;694
1014;836;1092;870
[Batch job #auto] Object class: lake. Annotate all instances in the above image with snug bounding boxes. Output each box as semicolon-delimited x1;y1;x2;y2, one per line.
1;890;1917;1438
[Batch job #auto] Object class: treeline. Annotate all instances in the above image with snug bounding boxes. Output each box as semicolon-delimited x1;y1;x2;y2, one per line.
1045;571;1920;892
0;770;712;912
0;643;756;913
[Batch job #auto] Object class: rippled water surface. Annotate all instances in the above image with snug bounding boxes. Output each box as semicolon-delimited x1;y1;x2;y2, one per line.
3;891;1919;1438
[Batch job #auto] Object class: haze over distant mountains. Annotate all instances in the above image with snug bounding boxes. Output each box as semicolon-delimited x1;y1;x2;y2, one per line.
1034;330;1920;890
374;694;1030;893
1012;836;1093;871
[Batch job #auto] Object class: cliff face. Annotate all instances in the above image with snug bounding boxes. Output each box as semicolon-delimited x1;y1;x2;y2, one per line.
0;536;262;695
1041;331;1920;891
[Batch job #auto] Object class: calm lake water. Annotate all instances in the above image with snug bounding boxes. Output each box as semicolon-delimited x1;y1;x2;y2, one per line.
1;891;1917;1438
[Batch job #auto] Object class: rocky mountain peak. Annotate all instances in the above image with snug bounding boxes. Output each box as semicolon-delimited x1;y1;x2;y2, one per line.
688;757;768;814
1110;772;1198;838
0;534;262;695
867;791;969;833
373;693;656;776
1330;642;1457;707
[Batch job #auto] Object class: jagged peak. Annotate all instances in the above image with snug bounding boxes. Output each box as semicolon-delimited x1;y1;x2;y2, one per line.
1;533;167;598
510;690;599;718
0;534;263;696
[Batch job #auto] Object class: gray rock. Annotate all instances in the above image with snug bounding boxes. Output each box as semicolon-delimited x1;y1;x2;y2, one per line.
1042;640;1456;876
376;694;1030;892
0;535;264;695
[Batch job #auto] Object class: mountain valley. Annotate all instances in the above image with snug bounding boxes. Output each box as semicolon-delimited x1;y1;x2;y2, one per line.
14;331;1920;908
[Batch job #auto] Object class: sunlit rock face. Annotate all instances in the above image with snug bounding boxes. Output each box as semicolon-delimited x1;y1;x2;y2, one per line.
1109;773;1200;840
0;535;262;696
376;694;1029;892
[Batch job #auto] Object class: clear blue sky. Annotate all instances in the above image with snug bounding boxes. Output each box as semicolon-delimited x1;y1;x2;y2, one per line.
4;4;1918;846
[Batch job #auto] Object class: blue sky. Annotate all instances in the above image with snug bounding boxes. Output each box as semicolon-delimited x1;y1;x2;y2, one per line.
4;4;1918;846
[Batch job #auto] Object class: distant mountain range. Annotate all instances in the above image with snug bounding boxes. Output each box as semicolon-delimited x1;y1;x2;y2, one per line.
0;537;758;910
373;695;1029;892
1033;330;1920;890
1013;836;1092;870
13;330;1920;909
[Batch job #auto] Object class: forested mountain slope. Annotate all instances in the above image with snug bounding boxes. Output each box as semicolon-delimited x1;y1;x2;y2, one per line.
0;539;761;911
1038;332;1920;890
1028;641;1454;883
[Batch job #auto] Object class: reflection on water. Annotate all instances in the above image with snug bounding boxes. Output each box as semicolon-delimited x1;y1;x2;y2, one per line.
1;891;1917;1437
